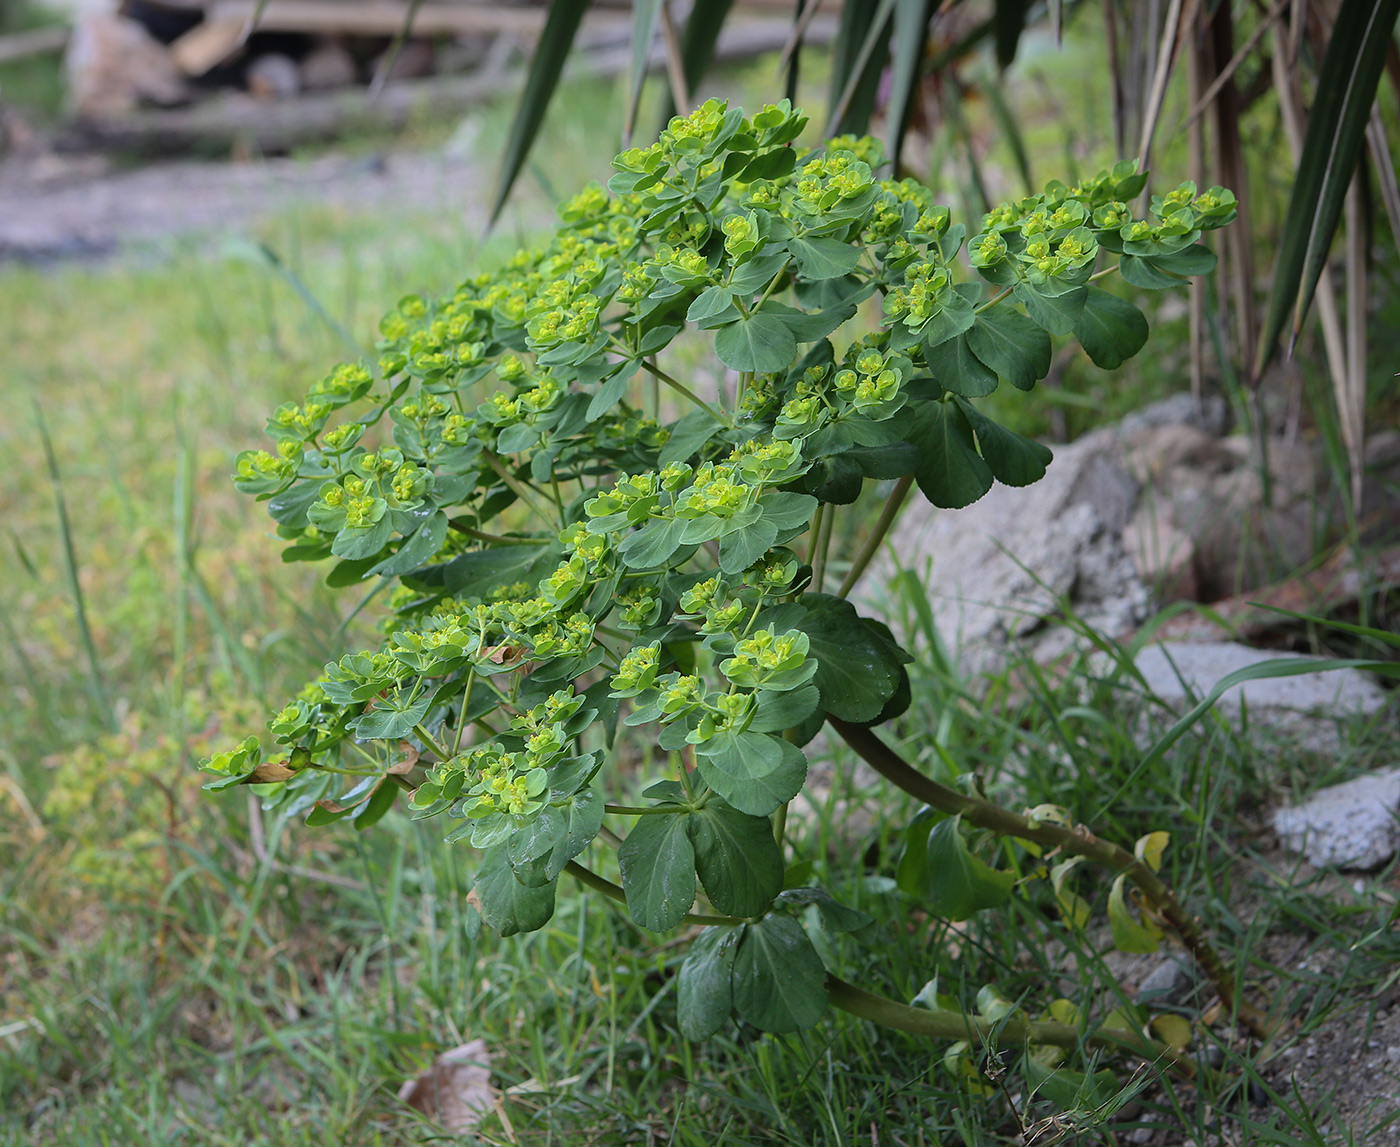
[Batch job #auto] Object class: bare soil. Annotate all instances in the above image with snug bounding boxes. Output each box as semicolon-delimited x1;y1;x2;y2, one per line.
0;142;490;263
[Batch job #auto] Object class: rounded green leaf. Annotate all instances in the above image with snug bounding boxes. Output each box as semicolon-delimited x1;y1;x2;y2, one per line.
617;811;697;931
677;925;739;1040
731;914;829;1033
687;802;784;917
714;313;798;373
1072;286;1149;369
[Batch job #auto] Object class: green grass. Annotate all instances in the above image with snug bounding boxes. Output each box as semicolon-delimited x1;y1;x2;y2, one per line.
3;53;1398;1147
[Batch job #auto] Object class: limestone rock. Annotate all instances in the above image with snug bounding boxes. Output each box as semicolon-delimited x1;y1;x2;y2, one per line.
862;433;1146;676
1136;957;1197;1006
1133;642;1388;722
1273;768;1400;870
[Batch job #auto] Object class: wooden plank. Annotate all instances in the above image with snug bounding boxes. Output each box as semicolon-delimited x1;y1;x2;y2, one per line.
69;15;835;152
0;24;69;64
169;16;246;75
201;1;580;37
168;0;802;39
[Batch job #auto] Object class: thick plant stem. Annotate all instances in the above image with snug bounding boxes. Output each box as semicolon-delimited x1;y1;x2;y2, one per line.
838;474;914;598
829;719;1272;1039
825;977;1199;1081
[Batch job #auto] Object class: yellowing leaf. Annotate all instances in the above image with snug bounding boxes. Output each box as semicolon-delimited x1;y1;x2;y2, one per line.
1149;1014;1193;1050
1134;831;1170;872
1099;1006;1141;1035
1047;998;1080;1025
1024;803;1073;828
1108;873;1163;955
942;1042;995;1096
976;985;1016;1023
1050;858;1091;928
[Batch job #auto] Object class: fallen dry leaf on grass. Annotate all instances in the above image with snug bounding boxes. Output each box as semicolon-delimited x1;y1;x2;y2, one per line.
398;1039;496;1133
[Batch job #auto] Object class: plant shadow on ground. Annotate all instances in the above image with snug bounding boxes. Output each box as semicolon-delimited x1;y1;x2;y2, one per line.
3;54;1398;1147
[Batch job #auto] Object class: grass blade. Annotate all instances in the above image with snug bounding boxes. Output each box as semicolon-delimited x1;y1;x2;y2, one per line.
488;0;595;227
31;400;114;731
778;0;824;103
368;0;426;99
1365;107;1400;260
1255;0;1400;373
826;0;895;137
230;240;361;357
653;0;735;126
992;0;1029;68
1135;0;1186;170
1094;653;1400;821
659;0;693;113
981;68;1033;194
885;0;934;172
669;0;736;121
1342;174;1367;510
623;0;665;145
1254;605;1400;649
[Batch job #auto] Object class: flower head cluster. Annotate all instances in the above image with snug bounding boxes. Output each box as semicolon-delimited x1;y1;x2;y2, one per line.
212;100;1232;897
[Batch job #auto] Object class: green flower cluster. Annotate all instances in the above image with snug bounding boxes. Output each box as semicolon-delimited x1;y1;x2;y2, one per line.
206;100;1232;917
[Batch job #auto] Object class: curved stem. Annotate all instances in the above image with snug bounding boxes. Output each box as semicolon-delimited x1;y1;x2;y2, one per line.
413;724;453;763
810;500;835;592
825;977;1199;1081
837;474;914;598
974;285;1014;314
829;719;1272;1039
563;860;744;927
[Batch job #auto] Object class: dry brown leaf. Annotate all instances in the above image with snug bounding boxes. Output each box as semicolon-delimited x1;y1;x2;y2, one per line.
249;760;298;784
398;1038;496;1133
388;741;420;775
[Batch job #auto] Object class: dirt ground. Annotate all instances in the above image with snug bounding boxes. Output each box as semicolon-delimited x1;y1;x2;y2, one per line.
0;141;490;262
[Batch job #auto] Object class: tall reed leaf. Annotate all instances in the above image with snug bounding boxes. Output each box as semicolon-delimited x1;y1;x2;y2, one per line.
1255;0;1400;373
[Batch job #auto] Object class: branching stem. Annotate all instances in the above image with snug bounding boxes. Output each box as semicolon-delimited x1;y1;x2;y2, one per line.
413;725;453;763
825;977;1200;1081
446;520;541;545
974;286;1014;314
829;719;1273;1039
482;450;556;526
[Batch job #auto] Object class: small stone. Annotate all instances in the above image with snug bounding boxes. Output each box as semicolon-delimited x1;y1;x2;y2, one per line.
1386;1046;1400;1064
1137;957;1194;1005
1273;768;1400;870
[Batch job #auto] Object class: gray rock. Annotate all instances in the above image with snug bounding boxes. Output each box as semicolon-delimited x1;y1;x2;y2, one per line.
858;391;1324;677
1273;768;1400;870
862;433;1147;676
1136;957;1196;1006
1133;641;1389;751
